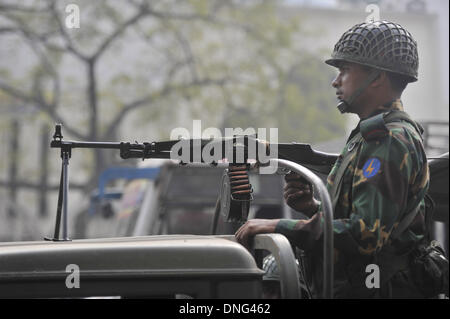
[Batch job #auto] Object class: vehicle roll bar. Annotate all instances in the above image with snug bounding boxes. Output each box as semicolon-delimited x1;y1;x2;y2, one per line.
270;159;334;299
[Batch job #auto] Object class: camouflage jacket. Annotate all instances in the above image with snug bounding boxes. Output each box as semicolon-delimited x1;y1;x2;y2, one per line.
275;99;430;297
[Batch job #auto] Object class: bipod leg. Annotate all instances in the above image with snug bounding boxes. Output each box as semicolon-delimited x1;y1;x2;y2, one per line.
45;150;71;241
54;167;64;239
62;152;70;240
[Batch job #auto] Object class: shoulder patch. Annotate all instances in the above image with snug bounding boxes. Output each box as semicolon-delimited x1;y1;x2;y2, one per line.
360;113;389;142
362;158;381;178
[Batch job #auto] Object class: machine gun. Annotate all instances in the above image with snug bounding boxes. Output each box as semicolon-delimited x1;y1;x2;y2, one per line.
48;123;337;240
49;123;337;237
48;123;336;299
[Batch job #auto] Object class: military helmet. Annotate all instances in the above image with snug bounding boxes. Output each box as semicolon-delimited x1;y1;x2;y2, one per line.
326;20;418;82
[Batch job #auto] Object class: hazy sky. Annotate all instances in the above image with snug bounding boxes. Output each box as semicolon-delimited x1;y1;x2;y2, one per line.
284;0;449;104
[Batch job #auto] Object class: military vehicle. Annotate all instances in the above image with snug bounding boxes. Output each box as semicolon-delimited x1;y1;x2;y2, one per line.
0;125;447;299
0;125;336;299
0;233;301;299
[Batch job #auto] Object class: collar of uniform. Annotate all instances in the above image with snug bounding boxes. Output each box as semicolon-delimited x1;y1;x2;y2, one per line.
369;99;404;117
390;99;404;111
347;123;361;144
347;99;404;143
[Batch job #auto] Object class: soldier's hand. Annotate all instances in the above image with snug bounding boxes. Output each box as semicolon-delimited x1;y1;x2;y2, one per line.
284;173;319;216
235;219;279;249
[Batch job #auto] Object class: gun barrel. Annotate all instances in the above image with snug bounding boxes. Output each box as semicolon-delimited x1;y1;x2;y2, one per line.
49;124;338;168
51;140;124;149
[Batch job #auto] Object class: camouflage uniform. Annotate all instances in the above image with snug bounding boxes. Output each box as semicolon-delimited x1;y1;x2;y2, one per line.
275;99;430;298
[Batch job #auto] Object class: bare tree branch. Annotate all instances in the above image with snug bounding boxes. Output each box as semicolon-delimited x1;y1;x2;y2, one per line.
22;30;61;108
0;18;65;54
0;3;48;13
91;7;150;61
146;6;269;50
0;11;63;115
147;9;215;22
0;8;59;40
0;26;17;33
170;25;199;82
47;1;89;61
0;81;86;140
0;1;87;61
0;0;295;189
102;76;231;140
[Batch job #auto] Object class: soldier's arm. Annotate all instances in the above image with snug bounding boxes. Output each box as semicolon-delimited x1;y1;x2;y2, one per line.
274;128;425;256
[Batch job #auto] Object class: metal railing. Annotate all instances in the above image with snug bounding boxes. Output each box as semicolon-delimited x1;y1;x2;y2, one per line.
270;159;334;299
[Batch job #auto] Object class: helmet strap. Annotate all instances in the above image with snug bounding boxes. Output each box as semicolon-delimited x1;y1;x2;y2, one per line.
337;69;382;113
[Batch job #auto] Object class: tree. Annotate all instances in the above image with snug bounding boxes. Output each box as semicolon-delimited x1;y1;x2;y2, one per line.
0;0;344;192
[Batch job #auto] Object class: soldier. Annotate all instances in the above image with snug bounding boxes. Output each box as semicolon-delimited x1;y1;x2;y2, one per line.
235;21;433;298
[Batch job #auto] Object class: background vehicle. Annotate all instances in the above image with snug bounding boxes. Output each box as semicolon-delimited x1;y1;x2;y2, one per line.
77;162;294;239
73;166;160;239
